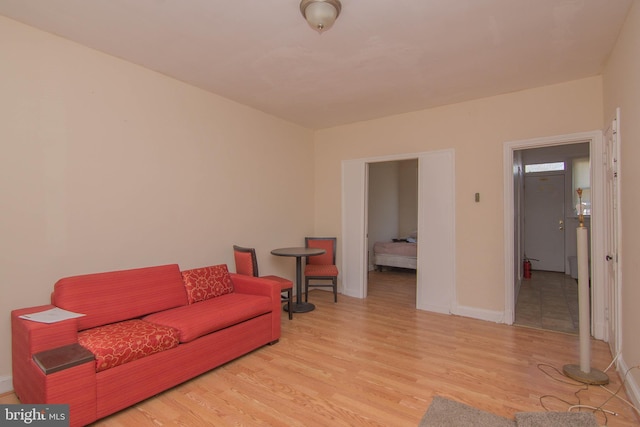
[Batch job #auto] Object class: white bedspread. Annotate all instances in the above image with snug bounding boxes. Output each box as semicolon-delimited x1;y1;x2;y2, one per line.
373;241;417;257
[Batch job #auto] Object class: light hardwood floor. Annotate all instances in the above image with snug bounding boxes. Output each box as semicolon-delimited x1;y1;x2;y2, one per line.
2;270;638;426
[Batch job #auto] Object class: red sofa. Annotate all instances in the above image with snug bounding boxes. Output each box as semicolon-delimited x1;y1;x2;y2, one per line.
11;263;281;427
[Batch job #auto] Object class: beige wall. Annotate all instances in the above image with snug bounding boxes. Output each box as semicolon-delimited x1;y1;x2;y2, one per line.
603;0;640;400
0;16;315;380
367;161;400;260
398;159;418;237
314;77;603;312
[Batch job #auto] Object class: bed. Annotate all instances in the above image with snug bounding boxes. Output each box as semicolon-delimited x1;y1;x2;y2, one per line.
373;239;417;271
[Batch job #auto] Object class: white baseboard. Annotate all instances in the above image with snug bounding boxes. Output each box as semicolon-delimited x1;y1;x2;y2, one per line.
417;303;504;323
453;305;504;324
418;304;450;315
617;356;640;412
0;375;12;394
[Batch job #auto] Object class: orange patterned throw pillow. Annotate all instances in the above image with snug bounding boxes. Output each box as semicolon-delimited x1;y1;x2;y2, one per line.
181;264;234;304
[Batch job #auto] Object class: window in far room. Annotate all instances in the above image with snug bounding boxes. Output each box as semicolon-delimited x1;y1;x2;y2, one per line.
524;161;565;173
572;157;591;216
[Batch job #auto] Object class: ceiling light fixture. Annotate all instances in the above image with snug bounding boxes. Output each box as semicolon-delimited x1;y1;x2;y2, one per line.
300;0;342;34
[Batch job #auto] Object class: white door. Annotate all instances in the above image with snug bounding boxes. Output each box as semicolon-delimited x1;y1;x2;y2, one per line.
524;174;565;272
603;109;621;352
342;160;368;298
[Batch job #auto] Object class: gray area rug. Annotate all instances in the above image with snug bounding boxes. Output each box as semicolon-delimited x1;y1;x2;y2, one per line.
419;396;598;427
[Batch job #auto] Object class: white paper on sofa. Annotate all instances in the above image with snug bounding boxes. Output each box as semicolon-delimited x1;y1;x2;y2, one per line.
19;307;86;323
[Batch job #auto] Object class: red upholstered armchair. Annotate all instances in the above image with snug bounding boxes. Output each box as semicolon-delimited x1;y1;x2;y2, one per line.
233;245;294;319
304;237;339;302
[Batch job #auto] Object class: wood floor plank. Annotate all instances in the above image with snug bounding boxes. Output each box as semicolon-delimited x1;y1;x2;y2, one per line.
2;269;638;426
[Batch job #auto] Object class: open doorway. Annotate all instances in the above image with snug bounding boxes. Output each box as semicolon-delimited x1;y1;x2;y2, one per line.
342;149;455;315
514;143;590;334
367;159;418;305
503;130;609;341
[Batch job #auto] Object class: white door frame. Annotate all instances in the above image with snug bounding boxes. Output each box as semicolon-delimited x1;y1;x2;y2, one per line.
503;130;607;340
342;149;455;313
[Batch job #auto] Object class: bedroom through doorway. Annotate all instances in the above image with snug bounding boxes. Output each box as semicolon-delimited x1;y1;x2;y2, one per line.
342;149;454;313
367;159;418;306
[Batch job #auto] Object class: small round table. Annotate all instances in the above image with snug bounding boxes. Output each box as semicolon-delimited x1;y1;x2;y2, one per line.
271;247;325;313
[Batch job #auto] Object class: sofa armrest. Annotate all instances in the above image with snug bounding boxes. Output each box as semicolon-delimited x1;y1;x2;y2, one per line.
230;274;281;340
230;274;280;299
12;306;83;401
12;306;80;354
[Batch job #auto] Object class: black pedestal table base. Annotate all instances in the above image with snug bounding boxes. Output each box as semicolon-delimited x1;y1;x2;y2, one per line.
271;246;326;314
284;301;316;313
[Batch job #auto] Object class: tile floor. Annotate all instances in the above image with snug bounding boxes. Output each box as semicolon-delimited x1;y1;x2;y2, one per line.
369;268;580;335
514;270;579;334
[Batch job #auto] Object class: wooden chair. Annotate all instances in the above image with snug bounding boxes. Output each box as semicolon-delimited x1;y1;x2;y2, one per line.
304;237;339;303
233;245;294;319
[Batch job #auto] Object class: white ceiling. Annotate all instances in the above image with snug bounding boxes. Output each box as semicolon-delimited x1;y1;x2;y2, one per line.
0;0;633;129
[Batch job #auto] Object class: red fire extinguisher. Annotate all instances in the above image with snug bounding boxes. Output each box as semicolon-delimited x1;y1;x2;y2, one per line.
523;257;538;279
523;259;532;279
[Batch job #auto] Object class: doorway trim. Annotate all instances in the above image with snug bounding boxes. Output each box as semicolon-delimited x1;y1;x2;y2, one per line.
342;149;455;313
503;130;606;340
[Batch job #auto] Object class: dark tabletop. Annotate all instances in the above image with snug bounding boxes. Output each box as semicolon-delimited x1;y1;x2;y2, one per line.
271;247;326;257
